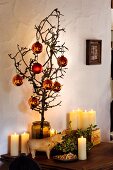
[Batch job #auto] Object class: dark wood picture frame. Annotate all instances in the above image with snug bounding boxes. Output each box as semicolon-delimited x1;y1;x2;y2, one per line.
111;0;113;8
86;39;102;65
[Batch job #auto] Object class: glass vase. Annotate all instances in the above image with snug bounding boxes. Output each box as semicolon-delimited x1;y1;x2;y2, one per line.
32;121;51;139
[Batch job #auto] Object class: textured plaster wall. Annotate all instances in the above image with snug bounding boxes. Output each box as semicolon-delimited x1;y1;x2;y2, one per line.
0;0;111;155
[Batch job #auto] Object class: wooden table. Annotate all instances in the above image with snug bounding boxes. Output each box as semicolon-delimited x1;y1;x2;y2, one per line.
1;142;113;170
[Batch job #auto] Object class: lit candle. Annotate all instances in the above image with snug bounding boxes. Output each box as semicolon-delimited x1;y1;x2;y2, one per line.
78;136;87;160
20;132;29;154
50;129;57;137
88;109;96;126
69;110;78;130
10;133;19;156
82;110;89;129
77;109;84;129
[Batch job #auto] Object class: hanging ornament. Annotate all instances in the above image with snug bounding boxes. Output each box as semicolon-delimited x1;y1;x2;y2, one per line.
32;63;43;74
28;96;39;109
43;79;53;90
32;41;43;54
53;81;61;92
57;55;68;67
12;74;23;86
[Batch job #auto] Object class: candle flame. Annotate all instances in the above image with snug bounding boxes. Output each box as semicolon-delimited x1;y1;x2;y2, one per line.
77;108;82;111
50;128;55;132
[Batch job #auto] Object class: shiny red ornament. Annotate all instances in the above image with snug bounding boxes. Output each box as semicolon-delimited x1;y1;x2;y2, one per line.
32;41;43;54
43;79;53;90
28;96;39;109
53;81;61;92
12;74;23;86
32;63;43;74
57;55;68;67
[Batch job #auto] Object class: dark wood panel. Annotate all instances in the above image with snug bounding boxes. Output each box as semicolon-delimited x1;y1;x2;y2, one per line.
112;0;113;8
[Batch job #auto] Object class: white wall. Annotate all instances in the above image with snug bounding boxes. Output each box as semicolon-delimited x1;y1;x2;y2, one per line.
0;0;111;155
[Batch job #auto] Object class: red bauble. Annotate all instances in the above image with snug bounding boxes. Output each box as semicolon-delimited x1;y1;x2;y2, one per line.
28;96;39;109
32;41;43;54
57;55;68;67
32;63;43;74
43;79;53;90
53;81;61;92
12;74;23;86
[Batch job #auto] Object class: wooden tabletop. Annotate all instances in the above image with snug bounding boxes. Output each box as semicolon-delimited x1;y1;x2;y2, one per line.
1;142;113;170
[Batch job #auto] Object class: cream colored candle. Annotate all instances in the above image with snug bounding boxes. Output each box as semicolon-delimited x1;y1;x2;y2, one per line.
10;133;19;156
69;110;78;130
88;109;96;126
21;132;29;154
82;110;89;129
77;109;84;129
78;136;87;160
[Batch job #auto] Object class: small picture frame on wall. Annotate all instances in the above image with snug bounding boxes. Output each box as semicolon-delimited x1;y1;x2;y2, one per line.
86;39;102;65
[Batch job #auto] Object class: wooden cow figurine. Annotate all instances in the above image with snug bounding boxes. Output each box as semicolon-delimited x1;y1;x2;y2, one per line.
27;133;64;159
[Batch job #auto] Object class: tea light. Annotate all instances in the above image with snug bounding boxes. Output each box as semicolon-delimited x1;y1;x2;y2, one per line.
21;132;29;154
50;129;56;137
10;133;19;156
78;136;87;160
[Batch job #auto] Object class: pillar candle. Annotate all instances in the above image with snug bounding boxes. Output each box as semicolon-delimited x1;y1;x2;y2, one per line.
69;110;78;130
82;110;89;129
88;109;96;126
20;132;29;154
78;136;87;160
10;133;19;156
77;109;84;129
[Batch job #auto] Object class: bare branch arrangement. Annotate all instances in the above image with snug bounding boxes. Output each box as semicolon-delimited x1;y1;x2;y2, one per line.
9;8;68;138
